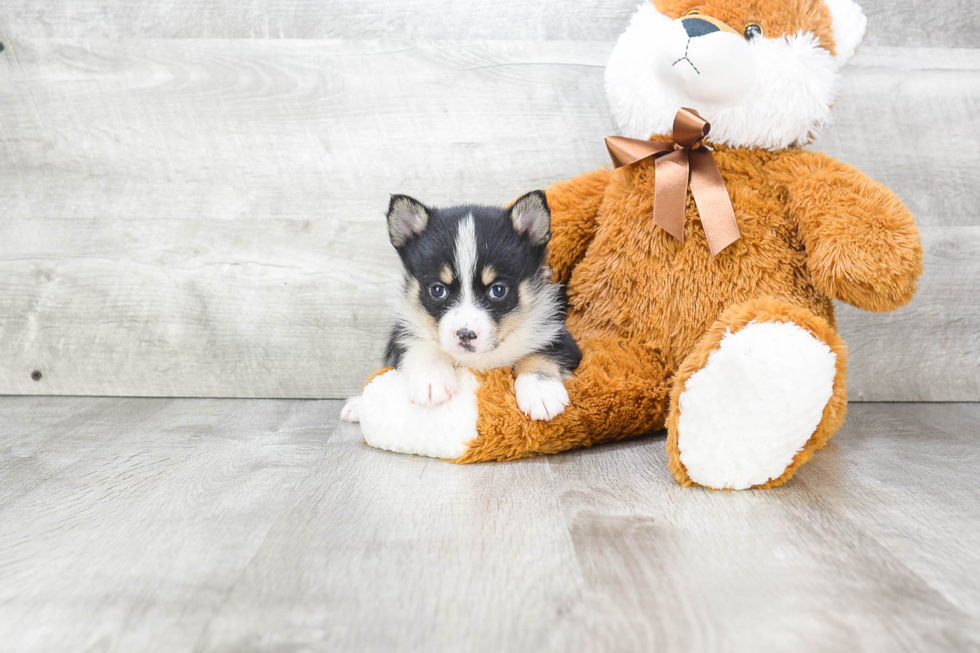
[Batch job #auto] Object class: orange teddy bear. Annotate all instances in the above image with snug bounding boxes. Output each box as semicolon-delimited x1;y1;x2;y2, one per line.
354;0;922;489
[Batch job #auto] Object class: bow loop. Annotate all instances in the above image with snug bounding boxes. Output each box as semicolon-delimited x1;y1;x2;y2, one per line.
604;108;740;256
672;108;710;149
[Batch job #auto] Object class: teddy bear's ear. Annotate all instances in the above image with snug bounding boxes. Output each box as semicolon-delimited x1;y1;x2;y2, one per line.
824;0;867;65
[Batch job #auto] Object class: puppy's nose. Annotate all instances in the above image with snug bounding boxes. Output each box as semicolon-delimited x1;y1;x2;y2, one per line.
456;328;477;344
682;16;721;38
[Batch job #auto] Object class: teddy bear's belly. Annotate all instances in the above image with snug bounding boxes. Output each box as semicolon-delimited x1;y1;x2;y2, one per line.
565;206;832;367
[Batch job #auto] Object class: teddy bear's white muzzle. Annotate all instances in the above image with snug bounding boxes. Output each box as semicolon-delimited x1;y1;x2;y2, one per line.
655;19;756;107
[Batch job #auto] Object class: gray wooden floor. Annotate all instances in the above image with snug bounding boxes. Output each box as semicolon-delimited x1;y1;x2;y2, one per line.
0;399;978;652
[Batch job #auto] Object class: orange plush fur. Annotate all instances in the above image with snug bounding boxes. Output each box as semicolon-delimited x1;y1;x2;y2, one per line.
460;142;921;479
461;7;921;485
654;0;838;54
359;0;923;489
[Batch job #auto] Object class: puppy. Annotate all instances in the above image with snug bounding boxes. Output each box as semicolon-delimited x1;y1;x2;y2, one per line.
342;191;581;424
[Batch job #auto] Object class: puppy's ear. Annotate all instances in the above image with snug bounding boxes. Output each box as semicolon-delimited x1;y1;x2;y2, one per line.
386;195;431;248
509;190;551;246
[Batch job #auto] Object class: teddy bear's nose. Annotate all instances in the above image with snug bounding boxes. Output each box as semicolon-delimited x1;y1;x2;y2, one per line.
682;17;721;38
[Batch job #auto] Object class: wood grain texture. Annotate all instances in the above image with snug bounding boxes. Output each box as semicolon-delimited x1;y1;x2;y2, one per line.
0;397;330;652
820;47;980;228
0;216;399;397
0;0;976;47
0;37;614;217
1;41;974;226
837;227;980;402
1;398;978;652
0;38;976;399
1;222;974;400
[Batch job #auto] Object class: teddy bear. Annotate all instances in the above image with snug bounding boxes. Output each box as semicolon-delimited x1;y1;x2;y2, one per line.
352;0;923;490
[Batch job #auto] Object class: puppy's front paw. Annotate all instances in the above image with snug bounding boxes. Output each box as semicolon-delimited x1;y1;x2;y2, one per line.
515;374;569;421
340;396;361;423
406;361;459;407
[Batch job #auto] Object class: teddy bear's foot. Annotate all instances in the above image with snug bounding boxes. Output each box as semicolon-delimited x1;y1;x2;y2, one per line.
674;322;835;489
357;368;479;460
667;299;848;490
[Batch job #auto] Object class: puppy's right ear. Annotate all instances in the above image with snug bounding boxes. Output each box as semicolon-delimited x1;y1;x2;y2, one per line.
509;190;551;246
387;195;431;248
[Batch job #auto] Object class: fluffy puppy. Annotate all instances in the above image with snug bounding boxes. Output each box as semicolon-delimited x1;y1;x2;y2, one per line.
342;191;581;423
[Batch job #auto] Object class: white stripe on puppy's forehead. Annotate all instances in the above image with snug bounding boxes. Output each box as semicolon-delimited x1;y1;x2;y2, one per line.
441;213;494;356
454;214;478;297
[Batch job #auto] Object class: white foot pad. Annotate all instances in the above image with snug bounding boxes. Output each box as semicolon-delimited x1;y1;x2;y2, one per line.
515;375;569;421
358;368;479;460
677;321;837;490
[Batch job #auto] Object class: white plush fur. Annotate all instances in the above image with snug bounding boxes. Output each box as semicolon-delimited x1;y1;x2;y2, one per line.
654;15;756;106
359;368;479;460
515;374;570;421
604;2;846;149
824;0;867;64
676;321;838;490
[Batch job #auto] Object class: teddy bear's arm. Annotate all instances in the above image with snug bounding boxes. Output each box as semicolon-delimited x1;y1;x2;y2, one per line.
774;151;923;313
545;167;611;284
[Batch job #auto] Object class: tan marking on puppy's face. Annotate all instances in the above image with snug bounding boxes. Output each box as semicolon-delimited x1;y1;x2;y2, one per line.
481;266;497;286
653;0;837;54
495;281;533;344
439;265;454;285
406;278;439;341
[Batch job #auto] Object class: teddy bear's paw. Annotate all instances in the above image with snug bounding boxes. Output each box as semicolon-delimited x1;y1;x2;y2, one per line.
676;321;837;490
515;374;569;421
340;396;361;423
358;368;479;460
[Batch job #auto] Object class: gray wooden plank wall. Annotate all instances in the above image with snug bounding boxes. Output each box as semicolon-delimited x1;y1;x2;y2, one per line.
0;1;977;400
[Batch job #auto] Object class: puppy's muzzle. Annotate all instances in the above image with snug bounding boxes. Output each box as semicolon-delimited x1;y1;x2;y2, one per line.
456;328;477;351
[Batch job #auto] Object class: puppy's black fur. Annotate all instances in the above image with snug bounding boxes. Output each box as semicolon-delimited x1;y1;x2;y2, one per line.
384;192;581;375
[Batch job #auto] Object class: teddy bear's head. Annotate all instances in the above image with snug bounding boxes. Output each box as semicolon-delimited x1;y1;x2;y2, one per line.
604;0;866;150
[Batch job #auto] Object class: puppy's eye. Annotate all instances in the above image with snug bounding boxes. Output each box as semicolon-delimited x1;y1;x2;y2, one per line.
686;9;700;15
428;282;448;300
487;283;508;300
743;23;763;40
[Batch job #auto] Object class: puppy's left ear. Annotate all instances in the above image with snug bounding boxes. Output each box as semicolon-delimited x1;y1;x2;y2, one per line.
823;0;867;66
509;190;551;246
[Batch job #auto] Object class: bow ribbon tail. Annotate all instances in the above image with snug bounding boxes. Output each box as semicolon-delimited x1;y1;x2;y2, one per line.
653;149;690;242
605;109;741;257
689;149;740;256
605;135;669;168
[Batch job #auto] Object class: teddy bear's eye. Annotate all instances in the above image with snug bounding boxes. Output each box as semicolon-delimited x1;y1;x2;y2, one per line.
743;23;763;40
686;8;700;15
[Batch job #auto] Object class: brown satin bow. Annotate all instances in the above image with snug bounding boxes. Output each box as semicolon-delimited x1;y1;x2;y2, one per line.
605;108;740;256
